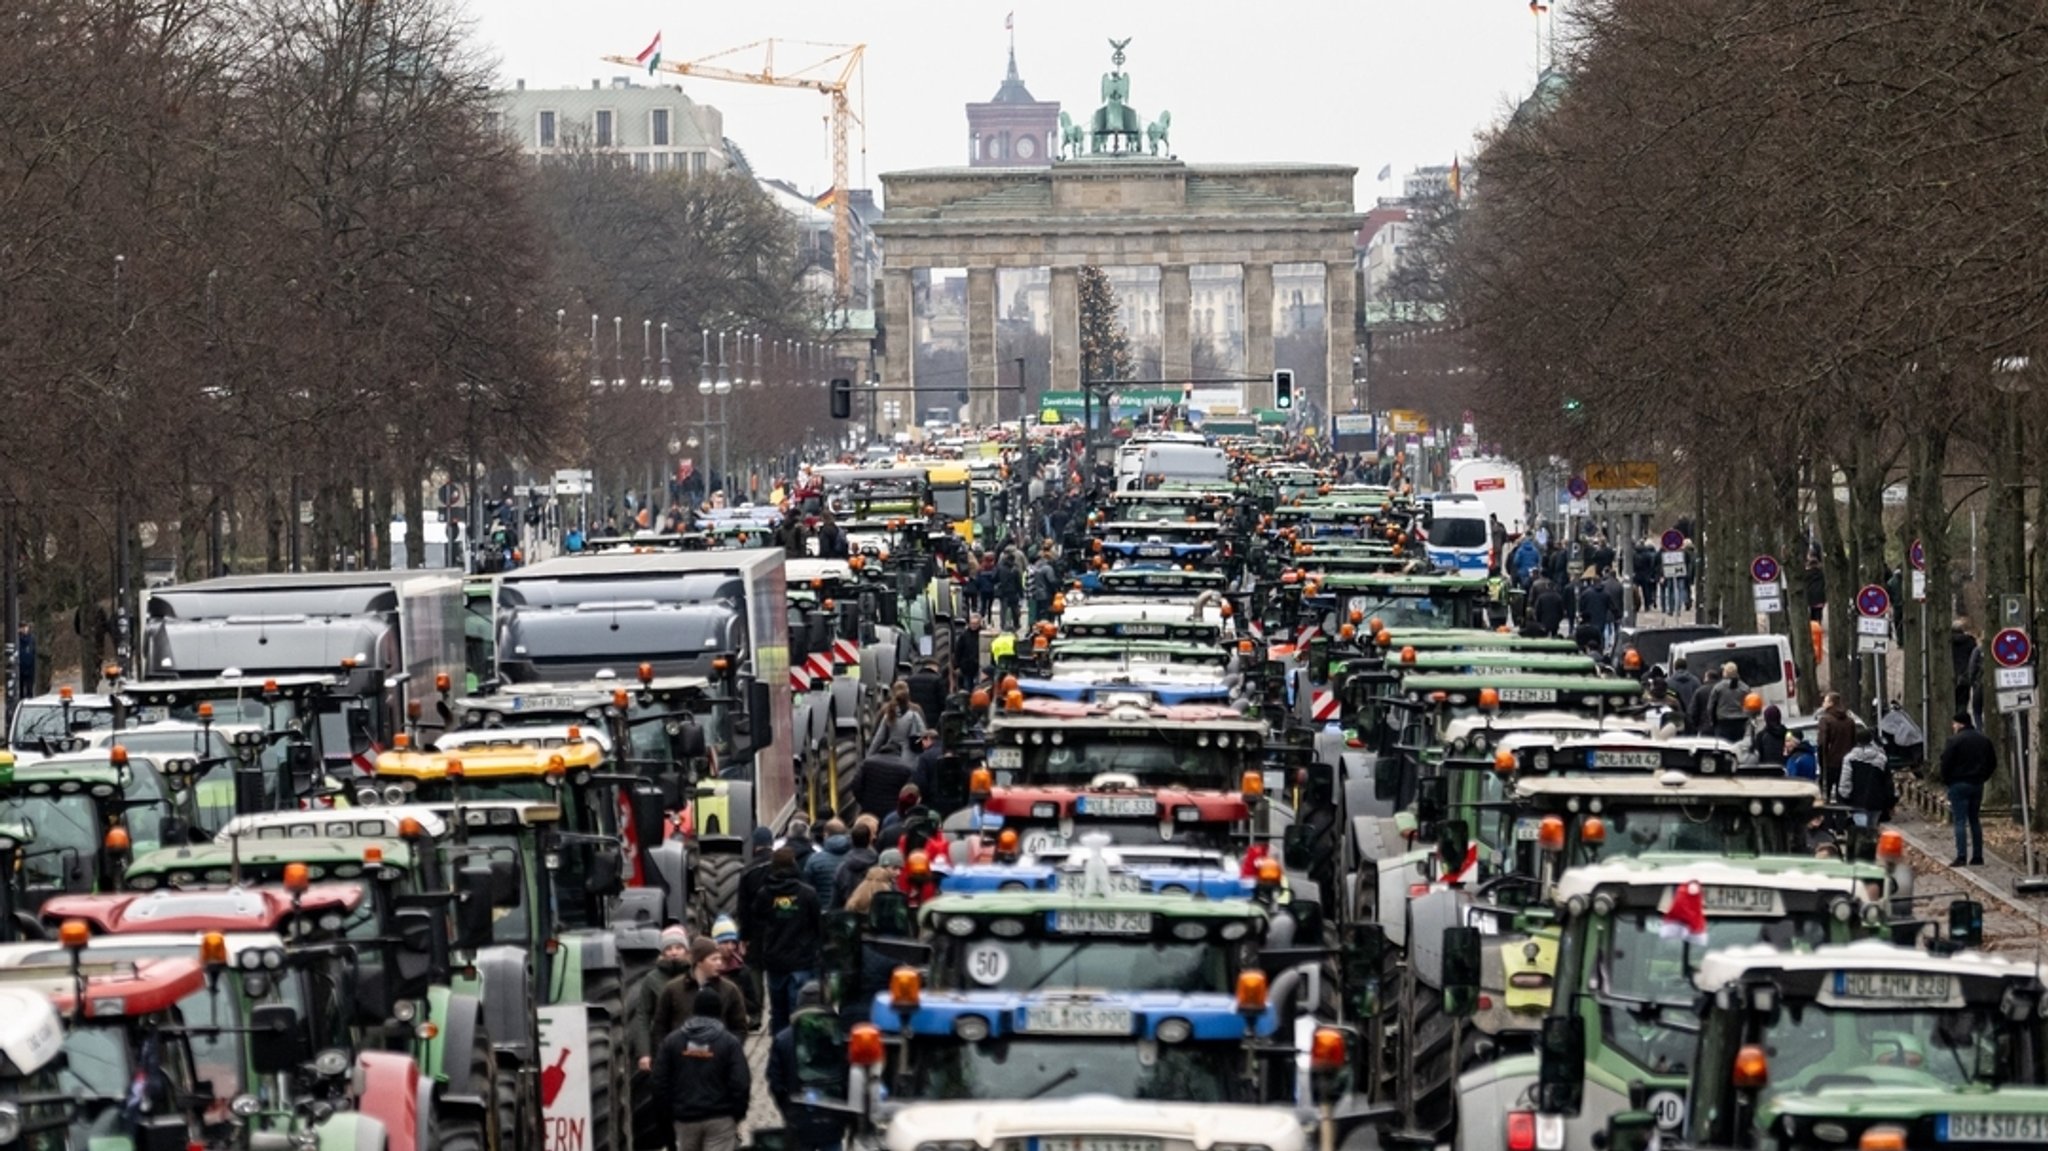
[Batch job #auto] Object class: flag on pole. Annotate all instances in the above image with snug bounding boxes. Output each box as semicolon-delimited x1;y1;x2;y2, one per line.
1005;11;1014;30
814;187;838;211
1661;881;1710;946
1375;163;1393;182
1449;156;1463;202
1530;1;1549;12
635;31;663;75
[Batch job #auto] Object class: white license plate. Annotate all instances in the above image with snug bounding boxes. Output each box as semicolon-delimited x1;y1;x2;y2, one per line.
511;695;582;711
1592;750;1662;769
1049;910;1151;935
1020;1004;1135;1035
1699;886;1784;915
989;748;1023;770
1497;688;1557;703
137;706;169;724
1831;970;1957;1002
1020;831;1067;855
1118;624;1166;637
1137;546;1173;557
1055;870;1140;894
1941;1114;2048;1142
1078;796;1157;817
1036;1139;1161;1151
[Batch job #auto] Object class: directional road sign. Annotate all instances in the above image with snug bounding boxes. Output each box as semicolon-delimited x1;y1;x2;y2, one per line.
1856;584;1891;618
1909;539;1926;572
1992;627;2033;669
1751;555;1780;585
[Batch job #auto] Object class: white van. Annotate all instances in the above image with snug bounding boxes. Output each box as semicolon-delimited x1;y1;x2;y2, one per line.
1122;441;1230;492
1420;493;1493;575
1450;456;1529;533
1669;632;1798;716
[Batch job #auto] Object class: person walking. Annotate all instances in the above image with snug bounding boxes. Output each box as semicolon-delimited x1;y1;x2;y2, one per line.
1751;705;1790;768
628;925;695;1072
867;682;927;758
996;546;1025;631
1815;691;1858;798
1666;657;1702;727
1707;664;1751;743
653;937;750;1045
1835;735;1894;833
1939;711;1997;866
802;819;850;909
1952;620;1984;727
10;622;33;717
831;818;879;910
1026;548;1058;627
651;988;751;1151
747;848;822;1034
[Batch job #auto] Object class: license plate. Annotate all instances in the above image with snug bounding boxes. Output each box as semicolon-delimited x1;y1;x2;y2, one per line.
1699;886;1784;916
1827;970;1958;1004
1035;1139;1161;1151
1497;688;1557;704
1940;1114;2048;1142
1117;624;1166;637
1077;795;1156;817
1049;910;1151;935
137;706;169;724
1591;750;1662;769
1020;1004;1135;1035
1137;546;1173;558
989;748;1023;770
1055;869;1140;894
511;695;582;711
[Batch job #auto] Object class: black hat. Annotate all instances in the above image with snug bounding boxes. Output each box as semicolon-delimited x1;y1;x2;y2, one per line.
1955;711;1974;727
693;987;725;1019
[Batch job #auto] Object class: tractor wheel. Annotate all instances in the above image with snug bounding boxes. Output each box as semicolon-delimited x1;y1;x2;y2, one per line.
445;1028;496;1151
1399;958;1456;1140
583;967;630;1151
691;852;745;937
493;1058;535;1151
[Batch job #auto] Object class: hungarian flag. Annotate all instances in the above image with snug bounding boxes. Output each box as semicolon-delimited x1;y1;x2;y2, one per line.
1661;880;1710;946
635;31;663;75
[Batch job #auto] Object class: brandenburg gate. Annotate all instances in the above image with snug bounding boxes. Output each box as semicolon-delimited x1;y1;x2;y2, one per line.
872;42;1363;428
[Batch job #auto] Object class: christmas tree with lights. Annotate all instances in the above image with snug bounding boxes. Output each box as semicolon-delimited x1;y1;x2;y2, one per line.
1078;265;1135;383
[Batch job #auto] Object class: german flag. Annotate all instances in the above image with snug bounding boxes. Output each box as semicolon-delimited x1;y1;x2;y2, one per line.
814;187;838;211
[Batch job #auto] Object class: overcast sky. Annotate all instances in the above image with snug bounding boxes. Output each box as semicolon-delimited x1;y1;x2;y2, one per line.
467;1;1551;204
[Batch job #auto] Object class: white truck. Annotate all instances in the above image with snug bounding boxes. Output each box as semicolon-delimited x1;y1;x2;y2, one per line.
1449;456;1529;534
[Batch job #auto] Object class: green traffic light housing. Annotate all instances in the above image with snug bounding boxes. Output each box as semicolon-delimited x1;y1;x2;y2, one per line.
1274;369;1295;410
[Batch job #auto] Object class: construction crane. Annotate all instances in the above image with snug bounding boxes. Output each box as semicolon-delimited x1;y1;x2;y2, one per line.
606;38;865;303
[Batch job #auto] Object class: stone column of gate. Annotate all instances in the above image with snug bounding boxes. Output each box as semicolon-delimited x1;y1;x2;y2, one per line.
1244;262;1276;408
1323;260;1357;417
967;267;999;425
1050;266;1081;392
1161;265;1192;385
881;267;916;434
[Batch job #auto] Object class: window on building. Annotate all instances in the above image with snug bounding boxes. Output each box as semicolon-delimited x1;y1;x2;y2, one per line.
692;152;705;175
650;108;671;147
537;110;557;148
635;152;649;172
991;135;1006;160
595;109;614;148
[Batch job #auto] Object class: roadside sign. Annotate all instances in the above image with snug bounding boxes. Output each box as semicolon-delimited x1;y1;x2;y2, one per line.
1590;488;1658;514
1751;555;1780;584
1753;580;1783;615
1662;550;1686;578
1992;627;2033;669
1995;666;2035;691
1585;462;1660;490
1911;571;1926;602
1909;539;1926;571
1856;584;1891;618
1998;688;2037;713
1856;615;1890;637
1857;633;1892;655
1567;475;1589;500
2004;594;2027;626
1661;529;1685;552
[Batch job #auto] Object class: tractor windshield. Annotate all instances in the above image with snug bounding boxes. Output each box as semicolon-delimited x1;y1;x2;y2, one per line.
931;934;1234;994
906;1036;1243;1103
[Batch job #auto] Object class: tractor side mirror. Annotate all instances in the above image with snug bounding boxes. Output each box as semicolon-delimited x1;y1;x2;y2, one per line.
1373;754;1400;802
1441;925;1481;1019
586;841;625;898
455;865;496;951
630;788;669;858
1950;899;1984;949
1342;922;1387;1019
1536;1013;1586;1114
1281;821;1319;871
1416;776;1447;827
248;1001;308;1076
866;891;912;939
670;719;708;761
1436;819;1471;877
488;857;522;907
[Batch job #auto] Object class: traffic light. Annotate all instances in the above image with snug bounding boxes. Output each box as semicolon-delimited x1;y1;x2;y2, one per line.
1274;369;1295;410
830;377;852;420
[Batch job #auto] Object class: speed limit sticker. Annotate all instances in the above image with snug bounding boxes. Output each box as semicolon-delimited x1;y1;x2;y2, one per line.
1021;831;1065;855
1647;1089;1685;1130
966;943;1009;986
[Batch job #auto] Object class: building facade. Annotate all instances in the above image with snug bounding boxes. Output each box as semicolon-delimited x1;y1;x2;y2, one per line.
496;77;729;174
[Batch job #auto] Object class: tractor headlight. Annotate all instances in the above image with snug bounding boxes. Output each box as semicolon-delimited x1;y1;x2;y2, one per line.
313;1048;350;1078
228;1094;261;1120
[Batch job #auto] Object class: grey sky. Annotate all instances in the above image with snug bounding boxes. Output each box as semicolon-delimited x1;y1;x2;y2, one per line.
468;1;1551;204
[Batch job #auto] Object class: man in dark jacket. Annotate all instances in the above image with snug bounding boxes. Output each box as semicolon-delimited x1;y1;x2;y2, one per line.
1952;620;1983;725
1687;665;1722;738
748;848;822;1034
732;826;776;1029
1666;657;1703;728
630;925;695;1070
1529;578;1566;638
785;818;815;871
802;819;850;909
953;613;983;693
768;982;848;1151
831;821;878;911
906;663;947;740
652;988;750;1151
1815;692;1858;798
653;938;750;1046
1940;711;1997;866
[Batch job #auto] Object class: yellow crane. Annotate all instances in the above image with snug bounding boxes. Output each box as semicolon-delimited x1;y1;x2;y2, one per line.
607;38;865;303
